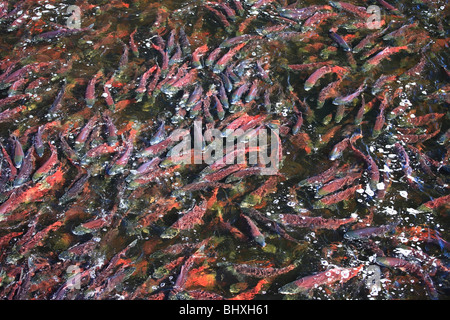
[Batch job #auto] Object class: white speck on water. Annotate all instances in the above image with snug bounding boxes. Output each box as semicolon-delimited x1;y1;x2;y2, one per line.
399;190;408;198
406;208;421;215
365;185;374;196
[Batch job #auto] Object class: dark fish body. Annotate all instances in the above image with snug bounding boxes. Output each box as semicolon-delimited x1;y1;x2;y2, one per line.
241;214;266;247
314;184;363;209
12;136;24;169
328;29;351;52
32;143;58;182
150;122;166;146
344;224;397;240
34;126;45;157
75;115;99;151
59;172;91;204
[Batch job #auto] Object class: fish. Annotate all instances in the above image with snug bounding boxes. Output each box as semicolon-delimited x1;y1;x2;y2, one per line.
352;23;391;53
329;137;350;161
127;157;162;182
178;27;192;55
103;110;118;146
85;70;103;108
372;100;387;138
135;65;157;98
304;65;349;91
372;74;397;95
191;44;209;69
32;143;58;183
417;194;450;213
329;1;371;19
313;184;363;209
240;213;265;247
0;94;29;109
59;172;91;205
393;142;417;187
244;79;260;103
303;11;338;30
230;82;250;105
344;223;398;240
397;129;441;144
161;200;208;239
59;133;79;166
7;78;27;97
212;94;225;120
376;257;438;299
228;261;298;278
74;114;99;151
33;126;45;158
291;112;303;135
129;29;139;57
279;264;364;295
150;121;166;146
202;163;246;184
400;55;427;80
298;162;343;187
350;144;380;191
376;0;399;12
0;105;27;124
277;5;332;21
383;23;418;41
279;213;357;230
317;79;342;109
328;28;352;52
205;47;223;68
204;4;231;31
220;34;258;49
12;136;24;169
147;64;161;96
33;24;93;41
185;85;204;109
14;146;35;187
407;113;445;127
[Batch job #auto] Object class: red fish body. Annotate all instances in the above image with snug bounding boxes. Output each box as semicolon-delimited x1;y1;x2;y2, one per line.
279;213;357;230
305;65;349;91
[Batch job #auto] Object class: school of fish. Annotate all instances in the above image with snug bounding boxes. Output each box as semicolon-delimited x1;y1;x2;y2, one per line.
0;0;448;300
